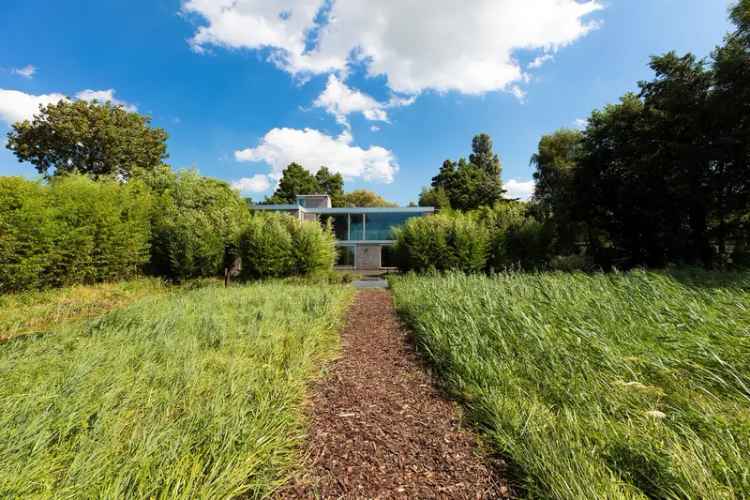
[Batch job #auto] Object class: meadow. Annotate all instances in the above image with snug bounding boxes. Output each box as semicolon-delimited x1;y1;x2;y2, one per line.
391;270;750;499
0;282;352;498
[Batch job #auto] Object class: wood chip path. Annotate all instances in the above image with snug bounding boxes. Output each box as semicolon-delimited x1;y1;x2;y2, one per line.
277;290;512;499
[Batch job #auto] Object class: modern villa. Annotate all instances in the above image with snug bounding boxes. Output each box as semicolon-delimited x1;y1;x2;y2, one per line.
253;194;435;270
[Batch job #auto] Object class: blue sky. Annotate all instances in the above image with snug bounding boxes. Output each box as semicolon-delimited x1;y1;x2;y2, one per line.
0;0;734;205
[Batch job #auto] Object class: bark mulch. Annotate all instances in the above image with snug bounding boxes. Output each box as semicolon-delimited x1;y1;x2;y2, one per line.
277;290;512;499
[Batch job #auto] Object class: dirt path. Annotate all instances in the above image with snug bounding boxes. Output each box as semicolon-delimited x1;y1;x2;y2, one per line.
278;290;511;499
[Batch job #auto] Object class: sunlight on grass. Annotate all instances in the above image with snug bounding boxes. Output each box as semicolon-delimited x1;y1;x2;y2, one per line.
0;278;167;340
0;282;353;498
392;269;750;499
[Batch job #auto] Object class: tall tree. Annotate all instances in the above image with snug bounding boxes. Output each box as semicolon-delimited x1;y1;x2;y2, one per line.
315;166;345;207
6;100;168;180
264;163;320;204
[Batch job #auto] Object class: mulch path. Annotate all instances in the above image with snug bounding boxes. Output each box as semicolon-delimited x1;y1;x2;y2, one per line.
277;290;512;499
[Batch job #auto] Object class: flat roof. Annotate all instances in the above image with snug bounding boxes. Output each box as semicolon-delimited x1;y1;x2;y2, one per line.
251;205;435;214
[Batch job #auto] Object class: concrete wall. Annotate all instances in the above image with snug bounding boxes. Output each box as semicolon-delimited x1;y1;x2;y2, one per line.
355;245;382;270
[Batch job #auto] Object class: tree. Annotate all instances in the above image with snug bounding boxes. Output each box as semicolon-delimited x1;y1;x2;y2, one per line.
429;134;505;211
531;129;583;254
6;100;168;180
341;189;398;207
418;186;451;210
265;163;320;204
315;167;345;206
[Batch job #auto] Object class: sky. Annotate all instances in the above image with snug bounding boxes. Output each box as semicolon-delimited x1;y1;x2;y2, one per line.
0;0;735;205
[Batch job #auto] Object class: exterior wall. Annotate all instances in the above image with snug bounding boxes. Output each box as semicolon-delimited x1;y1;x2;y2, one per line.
302;212;318;222
297;195;331;209
355;245;382;270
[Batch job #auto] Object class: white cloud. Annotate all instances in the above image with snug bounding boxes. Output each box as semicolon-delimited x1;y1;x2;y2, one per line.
528;54;554;69
12;65;36;79
76;89;137;112
183;0;602;96
505;179;535;201
313;74;413;127
235;127;397;183
0;89;67;124
370;125;380;132
0;88;138;126
232;174;272;194
574;118;588;129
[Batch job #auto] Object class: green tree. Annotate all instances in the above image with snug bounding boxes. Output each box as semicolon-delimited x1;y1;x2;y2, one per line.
265;163;320;204
430;134;505;211
315;167;345;206
341;189;398;207
6;100;168;180
418;186;451;210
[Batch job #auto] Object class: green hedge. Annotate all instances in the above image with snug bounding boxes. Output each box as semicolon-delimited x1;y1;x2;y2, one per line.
393;212;489;273
0;176;152;292
146;169;249;282
239;212;336;279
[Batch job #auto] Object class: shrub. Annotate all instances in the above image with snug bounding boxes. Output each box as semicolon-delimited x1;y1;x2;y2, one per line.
549;254;594;272
0;176;151;293
146;169;249;281
477;202;553;270
239;212;336;279
394;213;488;273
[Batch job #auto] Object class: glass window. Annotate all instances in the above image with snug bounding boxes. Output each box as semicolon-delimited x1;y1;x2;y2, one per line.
325;214;349;241
349;214;364;241
381;245;400;268
336;246;355;267
364;212;413;240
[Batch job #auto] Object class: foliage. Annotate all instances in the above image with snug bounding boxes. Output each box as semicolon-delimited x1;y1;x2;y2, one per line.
430;134;505;211
392;270;750;499
6;100;168;180
265;163;346;205
341;189;398;207
393;212;488;273
145;168;249;282
418;186;451;210
239;212;336;279
0;282;352;498
0;175;152;292
315;167;345;207
532;4;750;269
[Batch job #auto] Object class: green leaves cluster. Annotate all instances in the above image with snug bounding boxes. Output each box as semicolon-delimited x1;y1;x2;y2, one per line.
239;212;336;279
0;175;152;292
6;100;168;180
419;133;505;211
532;1;750;268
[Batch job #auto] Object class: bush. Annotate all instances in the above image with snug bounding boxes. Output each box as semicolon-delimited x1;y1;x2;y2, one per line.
549;254;593;272
146;169;249;281
394;213;488;273
239;212;336;279
0;176;151;293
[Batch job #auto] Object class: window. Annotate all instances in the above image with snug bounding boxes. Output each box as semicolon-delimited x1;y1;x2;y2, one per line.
381;245;400;268
349;214;364;241
336;246;355;267
364;212;413;241
328;214;349;240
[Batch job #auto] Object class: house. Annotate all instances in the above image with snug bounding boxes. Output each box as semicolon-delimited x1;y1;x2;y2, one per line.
252;194;435;270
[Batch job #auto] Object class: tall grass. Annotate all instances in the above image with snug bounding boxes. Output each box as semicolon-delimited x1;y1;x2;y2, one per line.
0;282;352;498
391;269;750;499
0;278;166;340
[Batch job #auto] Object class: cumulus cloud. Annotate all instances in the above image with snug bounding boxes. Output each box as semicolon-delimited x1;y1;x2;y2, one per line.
0;89;67;124
0;88;137;125
235;127;397;183
183;0;602;96
574;118;588;129
313;74;413;127
232;174;272;194
505;179;535;201
76;89;137;112
12;65;36;79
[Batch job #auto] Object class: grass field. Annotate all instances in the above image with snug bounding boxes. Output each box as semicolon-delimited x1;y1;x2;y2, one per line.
0;278;167;340
391;270;750;499
0;282;352;498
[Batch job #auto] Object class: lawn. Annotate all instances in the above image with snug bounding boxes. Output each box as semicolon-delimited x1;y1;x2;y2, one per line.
0;282;352;498
391;270;750;499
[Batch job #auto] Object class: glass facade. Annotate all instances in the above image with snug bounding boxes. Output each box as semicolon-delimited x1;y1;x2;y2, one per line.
336;246;355;267
364;212;412;240
349;214;364;241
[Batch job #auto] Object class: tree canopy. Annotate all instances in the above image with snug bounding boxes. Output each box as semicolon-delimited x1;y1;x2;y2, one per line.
426;133;505;211
6;99;168;180
341;189;398;208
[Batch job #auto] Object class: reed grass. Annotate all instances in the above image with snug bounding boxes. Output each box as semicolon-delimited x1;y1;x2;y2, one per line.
0;282;352;498
391;269;750;499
